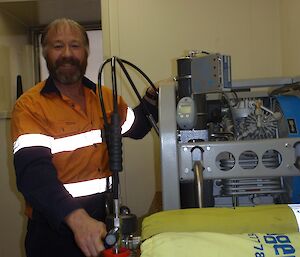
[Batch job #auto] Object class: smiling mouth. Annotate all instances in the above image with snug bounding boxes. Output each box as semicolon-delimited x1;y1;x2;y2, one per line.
58;63;78;71
60;63;75;67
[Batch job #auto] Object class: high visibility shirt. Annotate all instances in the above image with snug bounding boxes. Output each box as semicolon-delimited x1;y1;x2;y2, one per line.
12;76;128;182
11;76;157;229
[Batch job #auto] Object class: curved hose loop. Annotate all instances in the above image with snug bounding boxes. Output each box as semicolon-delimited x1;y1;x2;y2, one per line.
98;56;159;136
116;58;159;136
118;58;158;95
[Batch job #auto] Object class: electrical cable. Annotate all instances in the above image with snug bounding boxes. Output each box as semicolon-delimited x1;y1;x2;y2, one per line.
98;58;111;128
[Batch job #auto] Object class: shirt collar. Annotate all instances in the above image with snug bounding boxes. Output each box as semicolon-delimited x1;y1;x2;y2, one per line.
41;76;97;95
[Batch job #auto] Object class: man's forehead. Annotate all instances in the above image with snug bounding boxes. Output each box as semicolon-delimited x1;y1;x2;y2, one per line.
47;24;82;40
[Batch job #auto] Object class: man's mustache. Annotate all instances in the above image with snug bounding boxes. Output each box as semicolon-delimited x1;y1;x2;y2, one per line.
55;57;81;68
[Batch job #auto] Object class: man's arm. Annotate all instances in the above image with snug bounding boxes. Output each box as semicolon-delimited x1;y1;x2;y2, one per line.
15;147;107;256
14;146;81;229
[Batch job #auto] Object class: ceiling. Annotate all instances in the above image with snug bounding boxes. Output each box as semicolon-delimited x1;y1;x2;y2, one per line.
0;0;101;28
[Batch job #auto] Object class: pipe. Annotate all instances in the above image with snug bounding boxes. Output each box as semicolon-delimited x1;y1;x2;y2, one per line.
193;161;204;208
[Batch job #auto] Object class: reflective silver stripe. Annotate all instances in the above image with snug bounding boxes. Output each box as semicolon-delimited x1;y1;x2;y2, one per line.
64;177;112;197
13;107;134;154
288;204;300;232
52;129;102;154
13;129;103;154
13;134;54;154
121;107;135;134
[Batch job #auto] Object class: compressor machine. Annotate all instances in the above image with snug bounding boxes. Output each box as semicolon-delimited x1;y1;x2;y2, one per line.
159;51;300;210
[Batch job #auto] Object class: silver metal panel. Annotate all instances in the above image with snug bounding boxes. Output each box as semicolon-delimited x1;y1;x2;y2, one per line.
191;53;231;93
231;77;293;89
178;130;208;143
178;138;300;180
159;83;181;210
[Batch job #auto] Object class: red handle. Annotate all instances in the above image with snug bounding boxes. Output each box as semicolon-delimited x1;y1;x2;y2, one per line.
102;247;131;257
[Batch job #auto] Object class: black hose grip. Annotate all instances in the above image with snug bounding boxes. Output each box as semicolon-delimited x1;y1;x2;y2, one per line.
109;113;123;173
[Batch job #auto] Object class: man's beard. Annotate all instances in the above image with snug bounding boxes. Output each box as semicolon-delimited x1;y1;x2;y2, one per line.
46;56;87;85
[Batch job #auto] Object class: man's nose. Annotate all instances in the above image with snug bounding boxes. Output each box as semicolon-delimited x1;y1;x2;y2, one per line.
62;45;72;57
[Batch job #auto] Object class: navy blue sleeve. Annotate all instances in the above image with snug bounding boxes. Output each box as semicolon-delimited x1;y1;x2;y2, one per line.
123;97;158;139
14;146;81;231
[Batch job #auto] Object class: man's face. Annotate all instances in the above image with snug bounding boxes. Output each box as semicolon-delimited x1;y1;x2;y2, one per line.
44;25;88;85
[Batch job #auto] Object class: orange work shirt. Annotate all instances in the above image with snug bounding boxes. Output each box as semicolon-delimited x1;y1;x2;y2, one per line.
11;76;128;184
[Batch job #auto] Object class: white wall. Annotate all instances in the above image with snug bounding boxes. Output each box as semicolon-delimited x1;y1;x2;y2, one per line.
101;0;287;217
0;9;32;257
280;0;300;76
102;0;283;82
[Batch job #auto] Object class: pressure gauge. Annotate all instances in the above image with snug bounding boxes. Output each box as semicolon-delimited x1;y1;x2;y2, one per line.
176;97;196;129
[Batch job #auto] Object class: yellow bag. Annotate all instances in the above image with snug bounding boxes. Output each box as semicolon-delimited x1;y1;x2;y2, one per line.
142;204;299;240
141;232;300;257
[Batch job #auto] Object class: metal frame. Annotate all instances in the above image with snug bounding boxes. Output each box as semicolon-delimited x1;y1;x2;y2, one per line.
159;83;180;210
178;138;300;181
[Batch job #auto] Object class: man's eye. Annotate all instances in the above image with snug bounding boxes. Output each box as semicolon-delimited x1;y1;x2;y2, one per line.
71;44;80;48
53;44;63;49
